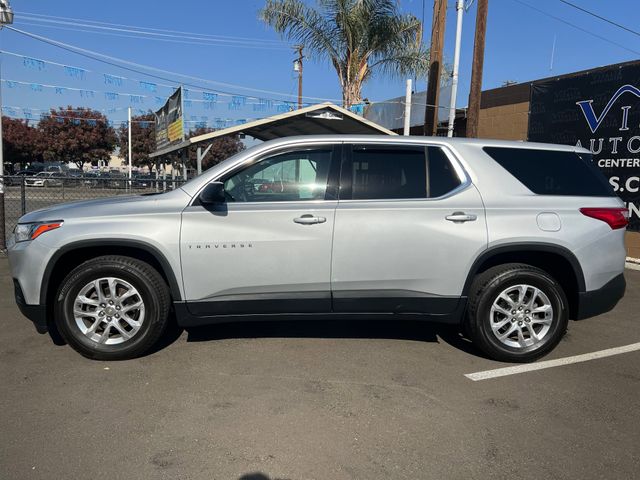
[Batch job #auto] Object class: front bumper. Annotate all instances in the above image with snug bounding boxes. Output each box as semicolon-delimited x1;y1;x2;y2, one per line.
13;279;47;333
575;273;626;320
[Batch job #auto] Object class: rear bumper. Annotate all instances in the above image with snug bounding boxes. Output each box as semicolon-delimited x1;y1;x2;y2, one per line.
13;279;47;333
575;273;626;320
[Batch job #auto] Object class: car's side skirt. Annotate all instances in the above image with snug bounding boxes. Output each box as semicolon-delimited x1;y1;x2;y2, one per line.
175;292;466;327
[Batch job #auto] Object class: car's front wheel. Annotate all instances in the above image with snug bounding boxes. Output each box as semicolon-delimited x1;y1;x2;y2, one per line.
465;263;568;363
55;256;170;360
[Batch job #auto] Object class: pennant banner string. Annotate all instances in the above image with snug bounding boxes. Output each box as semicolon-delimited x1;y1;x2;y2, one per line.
0;78;296;111
1;49;272;101
2;106;257;128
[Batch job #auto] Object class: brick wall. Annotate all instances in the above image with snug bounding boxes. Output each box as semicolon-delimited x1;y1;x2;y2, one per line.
626;231;640;259
478;101;530;141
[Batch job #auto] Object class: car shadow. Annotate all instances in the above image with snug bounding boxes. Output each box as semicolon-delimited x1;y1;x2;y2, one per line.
42;311;487;360
238;474;276;480
183;318;485;359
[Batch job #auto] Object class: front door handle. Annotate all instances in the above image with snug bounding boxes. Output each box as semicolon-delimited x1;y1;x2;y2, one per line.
294;214;327;225
445;212;477;223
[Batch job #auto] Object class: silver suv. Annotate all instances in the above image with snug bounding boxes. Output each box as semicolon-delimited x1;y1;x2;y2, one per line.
8;136;628;362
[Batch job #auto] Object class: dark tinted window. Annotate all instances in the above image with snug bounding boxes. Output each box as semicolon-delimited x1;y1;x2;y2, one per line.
427;147;463;198
350;145;461;200
483;147;614;197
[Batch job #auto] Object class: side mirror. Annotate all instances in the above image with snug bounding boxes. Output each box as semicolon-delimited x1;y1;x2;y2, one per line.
199;181;226;204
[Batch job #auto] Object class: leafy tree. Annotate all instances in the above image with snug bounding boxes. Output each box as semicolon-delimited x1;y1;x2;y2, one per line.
260;0;429;107
2;117;42;168
38;107;117;170
117;113;156;171
163;127;244;172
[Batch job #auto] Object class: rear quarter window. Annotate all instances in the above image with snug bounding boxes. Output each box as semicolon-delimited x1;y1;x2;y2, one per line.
483;147;614;197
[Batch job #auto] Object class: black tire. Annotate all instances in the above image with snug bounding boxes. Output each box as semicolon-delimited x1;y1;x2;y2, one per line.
54;255;170;360
465;263;568;363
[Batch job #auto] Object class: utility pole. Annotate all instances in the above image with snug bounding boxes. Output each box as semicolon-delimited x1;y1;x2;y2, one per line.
0;0;14;250
447;0;464;137
294;45;304;109
127;107;132;190
424;0;447;136
467;0;489;138
403;79;412;136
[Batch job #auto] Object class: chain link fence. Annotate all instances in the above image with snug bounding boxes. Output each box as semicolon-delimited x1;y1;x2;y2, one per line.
0;174;187;246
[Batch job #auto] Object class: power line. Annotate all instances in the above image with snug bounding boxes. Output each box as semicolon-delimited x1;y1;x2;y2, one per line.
6;26;344;103
0;44;453;114
3;26;435;113
17;11;287;45
15;21;290;51
17;15;289;49
557;0;640;38
512;0;640;56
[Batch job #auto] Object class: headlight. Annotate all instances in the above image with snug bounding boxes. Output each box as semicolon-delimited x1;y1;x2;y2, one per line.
14;222;63;242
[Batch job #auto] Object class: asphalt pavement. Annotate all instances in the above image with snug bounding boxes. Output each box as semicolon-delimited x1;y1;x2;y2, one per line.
1;258;639;480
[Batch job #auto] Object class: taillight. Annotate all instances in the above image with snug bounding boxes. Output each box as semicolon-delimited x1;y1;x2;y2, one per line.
579;207;629;230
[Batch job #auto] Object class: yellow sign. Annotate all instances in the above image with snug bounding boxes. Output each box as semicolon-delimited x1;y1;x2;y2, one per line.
167;118;184;143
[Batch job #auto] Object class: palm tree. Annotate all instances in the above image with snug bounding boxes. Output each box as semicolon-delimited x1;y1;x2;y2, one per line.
260;0;429;107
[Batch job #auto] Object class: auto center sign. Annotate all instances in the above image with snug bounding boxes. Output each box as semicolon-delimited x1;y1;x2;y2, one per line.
528;63;640;231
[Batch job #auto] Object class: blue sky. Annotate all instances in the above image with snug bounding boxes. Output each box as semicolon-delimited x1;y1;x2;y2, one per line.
1;0;639;128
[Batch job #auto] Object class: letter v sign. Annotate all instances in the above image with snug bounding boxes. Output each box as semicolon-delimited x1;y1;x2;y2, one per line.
576;84;640;133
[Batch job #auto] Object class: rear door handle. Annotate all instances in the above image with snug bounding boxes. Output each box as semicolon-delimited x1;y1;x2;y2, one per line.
445;212;477;223
294;214;327;225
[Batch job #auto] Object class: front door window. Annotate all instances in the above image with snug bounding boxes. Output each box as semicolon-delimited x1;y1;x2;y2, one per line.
223;149;334;202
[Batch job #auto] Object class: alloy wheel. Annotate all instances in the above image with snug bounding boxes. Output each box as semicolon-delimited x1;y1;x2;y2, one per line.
73;277;146;345
489;284;554;349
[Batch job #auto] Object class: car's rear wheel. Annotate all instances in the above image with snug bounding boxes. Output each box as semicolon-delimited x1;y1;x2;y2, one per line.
55;256;170;360
465;263;568;363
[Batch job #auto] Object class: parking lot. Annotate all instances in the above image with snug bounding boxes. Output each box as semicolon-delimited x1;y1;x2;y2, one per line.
0;259;639;479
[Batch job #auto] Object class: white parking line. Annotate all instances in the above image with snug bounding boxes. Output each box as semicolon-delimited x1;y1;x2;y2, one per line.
465;342;640;381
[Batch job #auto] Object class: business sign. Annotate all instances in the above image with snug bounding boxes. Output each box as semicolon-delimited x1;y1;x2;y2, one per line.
528;63;640;231
154;87;184;150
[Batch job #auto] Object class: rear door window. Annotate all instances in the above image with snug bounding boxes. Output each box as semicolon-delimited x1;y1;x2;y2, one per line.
483;147;614;196
347;145;462;200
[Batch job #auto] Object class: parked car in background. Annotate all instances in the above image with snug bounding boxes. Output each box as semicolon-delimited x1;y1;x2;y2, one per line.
132;174;155;189
81;171;99;188
5;170;37;186
91;171;126;189
24;172;64;188
108;171;126;189
64;170;84;187
45;165;69;175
